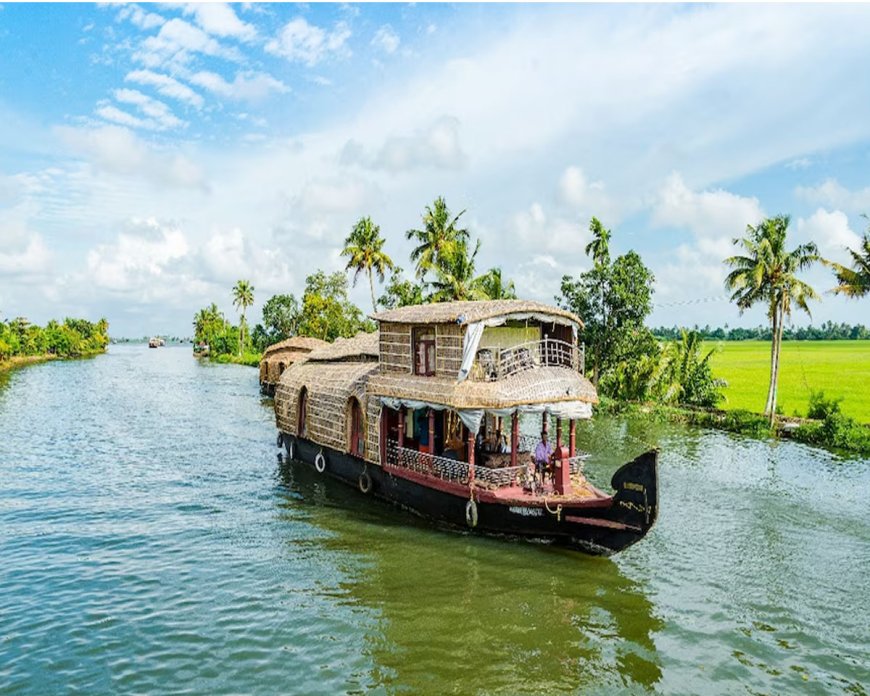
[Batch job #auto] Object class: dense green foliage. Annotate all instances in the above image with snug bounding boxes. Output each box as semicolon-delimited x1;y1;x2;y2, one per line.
378;267;426;310
232;280;254;357
653;321;870;341
0;316;109;362
557;218;656;389
298;271;373;341
829;220;870;298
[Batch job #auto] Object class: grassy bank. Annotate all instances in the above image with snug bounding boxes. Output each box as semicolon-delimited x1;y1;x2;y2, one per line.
209;352;261;367
600;398;870;457
0;354;58;373
703;340;870;423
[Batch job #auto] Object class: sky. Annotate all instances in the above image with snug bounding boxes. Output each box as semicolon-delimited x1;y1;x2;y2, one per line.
1;2;869;338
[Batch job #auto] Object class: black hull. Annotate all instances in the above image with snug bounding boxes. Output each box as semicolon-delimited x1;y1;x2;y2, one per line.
279;434;658;556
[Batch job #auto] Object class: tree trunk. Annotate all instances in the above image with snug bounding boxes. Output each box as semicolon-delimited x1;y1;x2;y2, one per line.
763;305;779;417
369;270;377;314
239;309;245;357
769;301;785;426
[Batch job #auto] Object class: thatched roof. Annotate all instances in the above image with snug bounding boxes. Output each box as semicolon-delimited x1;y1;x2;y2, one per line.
262;336;328;357
371;300;583;328
367;366;598;410
306;330;379;362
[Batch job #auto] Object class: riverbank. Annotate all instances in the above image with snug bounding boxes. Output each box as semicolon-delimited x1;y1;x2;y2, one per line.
206;351;261;367
600;398;870;456
0;354;58;373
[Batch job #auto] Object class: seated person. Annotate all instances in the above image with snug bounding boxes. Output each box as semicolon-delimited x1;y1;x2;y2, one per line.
533;430;554;476
493;429;509;453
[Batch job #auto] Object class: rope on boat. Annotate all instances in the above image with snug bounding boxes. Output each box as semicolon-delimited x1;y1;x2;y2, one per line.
544;499;563;522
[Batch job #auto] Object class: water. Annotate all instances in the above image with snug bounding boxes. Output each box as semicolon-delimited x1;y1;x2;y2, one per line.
1;346;868;695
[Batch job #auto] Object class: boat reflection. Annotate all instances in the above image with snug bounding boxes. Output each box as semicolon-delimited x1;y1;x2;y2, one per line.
276;456;664;693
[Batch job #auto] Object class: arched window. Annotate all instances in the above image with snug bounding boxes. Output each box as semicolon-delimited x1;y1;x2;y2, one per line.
278;361;286;375
297;387;308;437
348;397;364;457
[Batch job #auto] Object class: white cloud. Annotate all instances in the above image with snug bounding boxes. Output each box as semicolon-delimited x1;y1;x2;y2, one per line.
189;70;288;102
114;88;185;128
795;208;862;262
265;17;351;66
652;172;764;243
183;3;256;42
134;18;240;69
87;218;189;293
342;116;466;172
795;178;870;214
55;124;206;190
96;104;152;130
372;25;400;54
0;234;50;278
125;69;204;108
116;3;165;31
508;202;586;256
558;166;619;224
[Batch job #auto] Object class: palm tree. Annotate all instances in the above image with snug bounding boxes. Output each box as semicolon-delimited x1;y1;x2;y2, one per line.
341;216;395;313
829;218;870;298
477;267;517;300
724;215;820;423
232;280;254;356
429;239;489;302
584;217;611;267
405;196;469;282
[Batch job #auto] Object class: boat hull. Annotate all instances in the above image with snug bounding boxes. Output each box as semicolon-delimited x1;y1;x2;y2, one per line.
279;434;657;556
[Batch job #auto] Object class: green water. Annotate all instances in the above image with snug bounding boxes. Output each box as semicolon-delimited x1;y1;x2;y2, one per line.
1;346;867;694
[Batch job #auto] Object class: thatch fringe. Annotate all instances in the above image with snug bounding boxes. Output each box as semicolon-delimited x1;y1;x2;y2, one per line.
372;299;583;327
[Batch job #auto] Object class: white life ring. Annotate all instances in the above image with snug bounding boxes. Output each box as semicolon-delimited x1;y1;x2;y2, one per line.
287;439;295;460
465;499;478;528
314;451;326;473
358;469;372;494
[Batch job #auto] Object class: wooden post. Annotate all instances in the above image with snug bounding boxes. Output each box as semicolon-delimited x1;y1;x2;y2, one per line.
569;419;576;457
556;418;562;447
542;412;549;435
398;407;405;450
467;429;475;483
510;411;518;468
428;408;435;455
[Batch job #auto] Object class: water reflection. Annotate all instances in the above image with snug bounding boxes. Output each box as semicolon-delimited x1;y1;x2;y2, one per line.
277;458;665;694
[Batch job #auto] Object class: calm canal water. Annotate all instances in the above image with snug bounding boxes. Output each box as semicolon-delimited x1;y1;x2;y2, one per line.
1;346;868;695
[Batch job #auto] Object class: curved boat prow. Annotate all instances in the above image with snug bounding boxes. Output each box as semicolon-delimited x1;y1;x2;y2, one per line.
608;449;659;535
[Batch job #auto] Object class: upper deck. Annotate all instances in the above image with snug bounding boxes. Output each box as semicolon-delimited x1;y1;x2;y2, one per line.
371;299;586;383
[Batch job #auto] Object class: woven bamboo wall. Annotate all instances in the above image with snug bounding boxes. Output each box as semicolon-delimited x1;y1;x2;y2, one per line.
365;398;381;465
275;361;380;463
379;322;412;373
435;323;463;376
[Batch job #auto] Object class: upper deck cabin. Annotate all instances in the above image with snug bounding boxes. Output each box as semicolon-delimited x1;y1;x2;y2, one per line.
371;299;585;382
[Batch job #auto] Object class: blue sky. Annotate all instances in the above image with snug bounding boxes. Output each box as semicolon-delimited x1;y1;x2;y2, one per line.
1;2;869;337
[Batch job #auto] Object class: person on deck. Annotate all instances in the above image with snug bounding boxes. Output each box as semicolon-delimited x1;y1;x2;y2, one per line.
533;430;554;476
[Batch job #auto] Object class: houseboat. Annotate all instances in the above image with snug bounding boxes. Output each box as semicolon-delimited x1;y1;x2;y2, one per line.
274;300;658;556
258;336;328;396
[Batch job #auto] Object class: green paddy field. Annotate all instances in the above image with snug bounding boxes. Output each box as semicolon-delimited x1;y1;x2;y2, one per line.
703;340;870;423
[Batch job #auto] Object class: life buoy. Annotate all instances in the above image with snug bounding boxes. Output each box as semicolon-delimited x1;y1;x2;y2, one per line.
314;451;326;473
287;439;295;460
276;432;284;448
465;499;478;528
358;469;372;494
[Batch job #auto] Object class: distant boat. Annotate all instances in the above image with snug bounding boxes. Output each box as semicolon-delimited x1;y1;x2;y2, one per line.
148;337;165;348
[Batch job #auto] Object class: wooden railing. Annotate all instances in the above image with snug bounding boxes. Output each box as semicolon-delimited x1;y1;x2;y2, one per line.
470;339;585;381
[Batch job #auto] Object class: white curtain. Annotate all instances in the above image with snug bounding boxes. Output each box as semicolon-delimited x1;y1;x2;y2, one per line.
458;321;485;382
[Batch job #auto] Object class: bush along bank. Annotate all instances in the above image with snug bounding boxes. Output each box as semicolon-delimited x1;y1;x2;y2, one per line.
597;397;870;457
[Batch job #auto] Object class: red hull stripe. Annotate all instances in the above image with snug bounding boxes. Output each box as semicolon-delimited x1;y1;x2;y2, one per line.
564;515;641;532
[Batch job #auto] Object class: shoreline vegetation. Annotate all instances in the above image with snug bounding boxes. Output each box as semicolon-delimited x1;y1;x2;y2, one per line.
0;317;109;374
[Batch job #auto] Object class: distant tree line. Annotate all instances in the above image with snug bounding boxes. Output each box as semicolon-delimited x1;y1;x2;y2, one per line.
0;316;109;361
651;322;870;342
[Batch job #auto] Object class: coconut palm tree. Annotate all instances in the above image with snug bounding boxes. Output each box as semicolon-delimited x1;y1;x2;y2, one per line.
584;217;611;267
477;267;517;300
724;215;820;423
341;216;395;313
429;239;489;302
829;219;870;298
232;280;254;356
405;196;469;282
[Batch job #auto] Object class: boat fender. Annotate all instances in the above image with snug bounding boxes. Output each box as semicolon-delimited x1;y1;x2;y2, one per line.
465;499;478;528
315;450;326;473
358;469;372;494
276;432;284;448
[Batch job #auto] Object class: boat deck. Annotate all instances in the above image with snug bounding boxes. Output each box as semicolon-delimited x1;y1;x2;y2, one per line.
481;475;613;507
